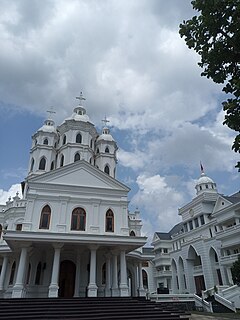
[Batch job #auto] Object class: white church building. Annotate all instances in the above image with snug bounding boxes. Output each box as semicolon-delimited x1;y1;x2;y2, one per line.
0;95;154;299
152;169;240;307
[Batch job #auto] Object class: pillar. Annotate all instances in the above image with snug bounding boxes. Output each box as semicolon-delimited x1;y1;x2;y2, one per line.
111;253;119;296
12;247;29;298
105;254;111;297
48;243;63;297
138;261;145;296
119;250;129;296
87;245;98;297
74;250;81;297
0;255;9;291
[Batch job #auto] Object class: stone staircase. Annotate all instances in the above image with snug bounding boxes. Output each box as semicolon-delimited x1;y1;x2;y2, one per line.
0;297;191;320
206;296;235;313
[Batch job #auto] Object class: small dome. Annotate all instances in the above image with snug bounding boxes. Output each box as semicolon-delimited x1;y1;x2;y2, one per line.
195;172;217;195
38;119;57;133
97;127;115;142
196;173;214;186
65;106;92;123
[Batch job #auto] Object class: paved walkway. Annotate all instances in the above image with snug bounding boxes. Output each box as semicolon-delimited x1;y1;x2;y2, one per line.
190;313;240;320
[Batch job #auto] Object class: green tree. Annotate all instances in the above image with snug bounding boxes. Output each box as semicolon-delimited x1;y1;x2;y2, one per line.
231;255;240;285
179;0;240;170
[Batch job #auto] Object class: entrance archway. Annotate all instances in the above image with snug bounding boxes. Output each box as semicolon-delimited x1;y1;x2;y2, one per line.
58;260;76;298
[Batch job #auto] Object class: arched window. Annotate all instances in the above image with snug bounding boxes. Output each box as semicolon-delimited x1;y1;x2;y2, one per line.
9;261;16;285
104;165;110;175
96;148;99;154
0;224;2;239
105;209;114;232
39;157;46;170
60;154;64;167
50;161;54;170
90;139;93;148
63;135;66;145
39;205;51;229
30;158;35;171
74;152;80;162
43;138;48;145
76;133;82;143
142;270;148;289
16;224;22;231
130;230;136;236
35;262;42;285
71;207;86;231
105;147;109;153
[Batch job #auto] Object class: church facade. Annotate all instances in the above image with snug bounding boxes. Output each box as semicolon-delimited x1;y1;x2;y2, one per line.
0;96;154;299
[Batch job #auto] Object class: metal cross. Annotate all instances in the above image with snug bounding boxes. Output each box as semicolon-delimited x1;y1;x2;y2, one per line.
102;115;110;127
76;91;86;105
46;107;56;119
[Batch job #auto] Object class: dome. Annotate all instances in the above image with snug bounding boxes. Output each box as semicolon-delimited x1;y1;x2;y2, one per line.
196;173;214;186
97;127;115;142
37;119;57;134
195;171;217;195
64;106;92;123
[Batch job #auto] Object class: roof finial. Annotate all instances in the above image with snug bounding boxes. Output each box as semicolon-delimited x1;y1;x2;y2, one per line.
76;91;86;105
46;107;56;120
200;161;204;174
102;115;110;127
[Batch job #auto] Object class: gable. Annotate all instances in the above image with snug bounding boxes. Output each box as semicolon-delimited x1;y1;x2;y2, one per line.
28;160;129;192
212;195;232;214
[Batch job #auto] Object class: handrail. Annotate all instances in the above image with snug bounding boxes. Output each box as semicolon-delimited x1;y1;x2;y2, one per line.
215;293;236;312
193;294;213;313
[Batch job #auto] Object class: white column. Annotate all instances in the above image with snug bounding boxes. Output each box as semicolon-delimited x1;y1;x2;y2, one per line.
74;250;82;297
48;244;63;297
138;261;145;296
12;247;29;298
111;253;119;296
0;255;9;290
119;250;129;296
105;254;111;297
226;267;233;284
87;245;98;297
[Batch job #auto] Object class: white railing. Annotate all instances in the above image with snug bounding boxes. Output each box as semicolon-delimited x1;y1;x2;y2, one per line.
215;293;236;312
193;294;213;313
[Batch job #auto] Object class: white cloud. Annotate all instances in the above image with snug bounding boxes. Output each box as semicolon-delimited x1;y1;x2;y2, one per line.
0;184;22;205
131;174;183;232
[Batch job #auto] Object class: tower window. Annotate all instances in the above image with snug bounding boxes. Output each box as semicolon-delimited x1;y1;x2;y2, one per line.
104;165;110;175
130;230;136;236
96;148;99;154
39;157;46;170
30;158;35;171
39;205;51;229
50;161;54;170
90;139;93;148
43;138;48;145
71;207;86;231
105;209;114;232
60;155;64;167
105;147;109;153
74;152;80;162
63;135;66;145
76;133;82;144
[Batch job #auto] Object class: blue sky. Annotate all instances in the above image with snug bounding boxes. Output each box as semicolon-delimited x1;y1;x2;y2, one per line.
0;0;239;238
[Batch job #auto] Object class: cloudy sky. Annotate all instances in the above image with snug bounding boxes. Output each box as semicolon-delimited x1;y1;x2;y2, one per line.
0;0;239;239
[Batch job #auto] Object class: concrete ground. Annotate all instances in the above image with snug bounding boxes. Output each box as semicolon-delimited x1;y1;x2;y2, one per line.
190;312;240;320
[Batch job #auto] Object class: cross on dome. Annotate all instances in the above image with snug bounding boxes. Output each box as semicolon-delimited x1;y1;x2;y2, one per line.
102;115;110;127
46;107;56;120
76;92;86;105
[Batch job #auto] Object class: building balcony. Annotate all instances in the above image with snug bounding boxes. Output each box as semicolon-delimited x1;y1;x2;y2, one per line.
220;253;239;266
216;224;240;241
154;270;172;277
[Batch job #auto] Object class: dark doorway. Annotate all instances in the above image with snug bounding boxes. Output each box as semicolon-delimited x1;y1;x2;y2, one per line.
59;260;76;298
194;275;206;295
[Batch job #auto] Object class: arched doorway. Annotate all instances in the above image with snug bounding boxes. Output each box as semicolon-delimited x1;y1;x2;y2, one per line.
58;260;76;298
